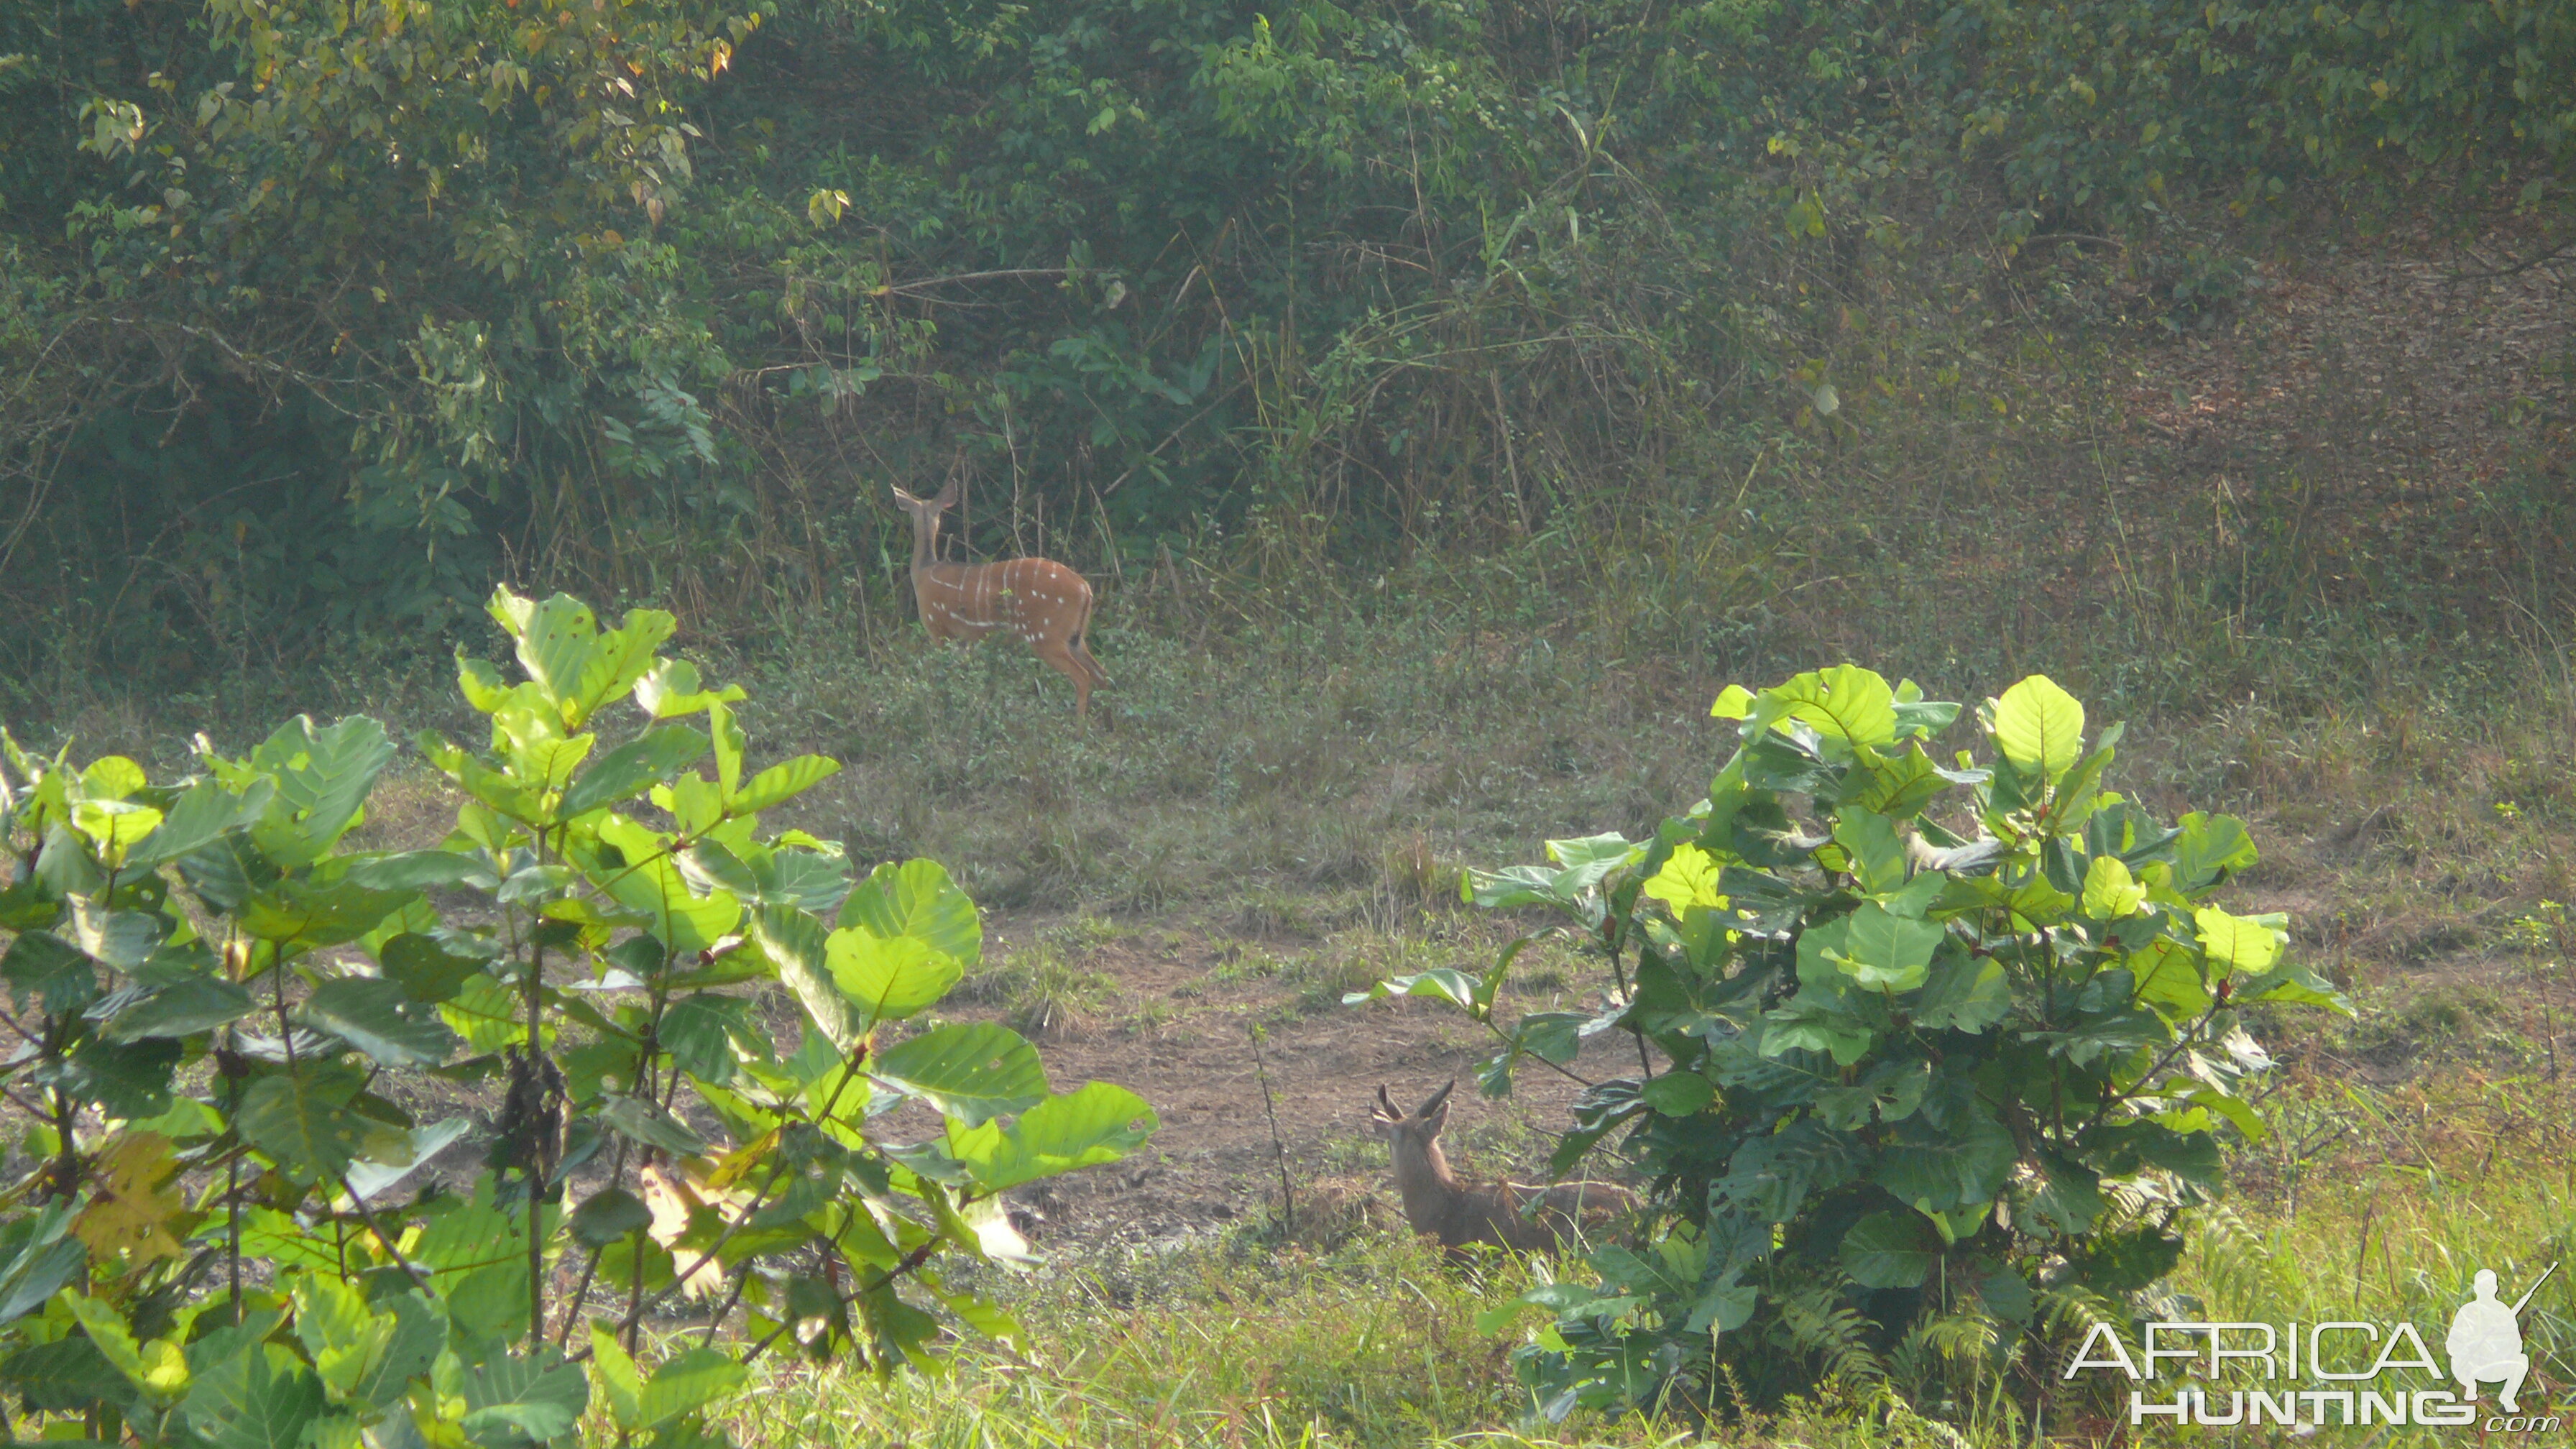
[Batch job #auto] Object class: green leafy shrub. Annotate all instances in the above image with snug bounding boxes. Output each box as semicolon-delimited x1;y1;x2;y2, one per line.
0;586;1154;1448
1353;666;2346;1419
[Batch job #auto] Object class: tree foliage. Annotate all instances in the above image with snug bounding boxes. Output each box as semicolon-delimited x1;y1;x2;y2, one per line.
0;586;1151;1445
1;0;2567;673
1354;666;2347;1416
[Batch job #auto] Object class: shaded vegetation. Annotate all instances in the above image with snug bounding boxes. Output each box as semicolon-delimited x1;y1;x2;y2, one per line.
3;0;2571;696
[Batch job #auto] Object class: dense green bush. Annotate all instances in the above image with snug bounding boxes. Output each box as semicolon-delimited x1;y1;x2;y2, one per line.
1356;665;2347;1418
0;586;1152;1445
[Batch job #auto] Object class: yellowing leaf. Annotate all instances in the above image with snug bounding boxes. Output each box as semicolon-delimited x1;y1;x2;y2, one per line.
73;1132;184;1266
1991;675;2085;779
638;1162;744;1301
1642;843;1728;913
2081;856;2145;919
2194;907;2285;977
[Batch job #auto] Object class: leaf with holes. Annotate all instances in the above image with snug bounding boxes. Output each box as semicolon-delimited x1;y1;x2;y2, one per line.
556;724;708;820
869;1021;1049;1126
236;1064;368;1179
71;1133;183;1266
299;977;459;1067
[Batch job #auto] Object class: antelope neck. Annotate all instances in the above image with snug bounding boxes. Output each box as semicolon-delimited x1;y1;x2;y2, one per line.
1393;1136;1464;1220
908;509;941;575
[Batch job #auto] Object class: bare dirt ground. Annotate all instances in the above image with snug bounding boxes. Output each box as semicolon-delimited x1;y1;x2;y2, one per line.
952;911;1631;1251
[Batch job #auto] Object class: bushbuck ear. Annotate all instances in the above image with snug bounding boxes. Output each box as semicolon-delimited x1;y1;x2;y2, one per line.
890;486;920;506
1372;1085;1401;1123
930;476;962;510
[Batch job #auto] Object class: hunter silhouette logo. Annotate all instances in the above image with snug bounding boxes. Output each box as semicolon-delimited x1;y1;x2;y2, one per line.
2064;1262;2564;1431
2452;1263;2555;1414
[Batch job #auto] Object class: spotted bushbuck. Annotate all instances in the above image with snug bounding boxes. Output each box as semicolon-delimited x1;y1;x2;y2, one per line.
1369;1080;1636;1255
890;478;1108;720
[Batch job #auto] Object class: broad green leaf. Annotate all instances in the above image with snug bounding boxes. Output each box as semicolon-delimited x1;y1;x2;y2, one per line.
590;815;742;954
1908;952;2010;1032
1515;1010;1587;1064
102;976;257;1041
236;1064;367;1179
1812;1061;1931;1128
290;1274;395;1404
1639;1072;1714;1116
1545;832;1640;893
378;931;496;1005
837;859;982;972
1758;995;1875;1066
750;843;852;916
630;1349;744;1432
586;1326;646;1431
197;1346;323;1449
1839;1212;1936;1289
946;1082;1156;1192
1;929;93;1013
37;1036;181;1119
489;588;675;730
1342;967;1484;1013
2081;855;2146;919
342;850;482;891
341;1119;472;1205
1828;807;1906;893
1990;675;2084;780
660;994;750;1085
237;877;418;951
869;1021;1049;1126
244;716;395;868
598;1095;711;1159
1827;903;1944;990
570;1189;655;1248
632;658;745;720
4;1332;130;1412
459;1348;590;1448
1755;665;1898;749
60;1292;152;1392
754;905;865;1052
825;928;960;1023
1873;1110;2015;1211
556;725;709;820
2236;960;2352;1013
80;756;147;800
2129;940;2213;1019
1709;684;1755;719
68;899;162;970
0;1225;88;1325
1640;842;1726;913
730;755;840;815
2172;811;2259;890
73;799;163;863
441;972;537;1054
2194;906;2284;977
299;977;459;1067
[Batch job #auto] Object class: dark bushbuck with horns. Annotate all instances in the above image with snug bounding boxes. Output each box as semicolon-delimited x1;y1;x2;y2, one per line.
1370;1080;1637;1256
